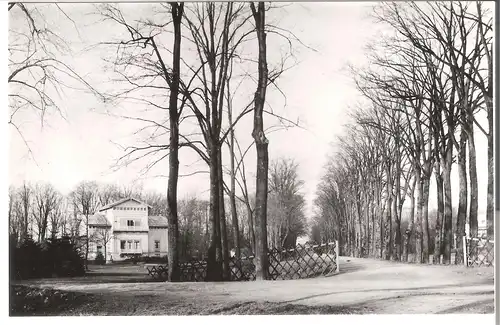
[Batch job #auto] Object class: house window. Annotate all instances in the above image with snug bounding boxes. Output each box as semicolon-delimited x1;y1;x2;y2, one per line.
120;241;126;250
97;245;102;252
154;240;160;250
127;220;135;226
134;240;140;250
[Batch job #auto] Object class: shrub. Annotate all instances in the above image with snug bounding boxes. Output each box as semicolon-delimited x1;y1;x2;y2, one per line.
143;255;168;264
12;237;43;280
11;236;85;280
119;253;142;264
42;237;85;277
94;251;105;265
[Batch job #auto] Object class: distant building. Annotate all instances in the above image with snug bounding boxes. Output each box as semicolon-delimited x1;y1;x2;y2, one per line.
478;218;488;237
86;197;168;261
465;218;488;238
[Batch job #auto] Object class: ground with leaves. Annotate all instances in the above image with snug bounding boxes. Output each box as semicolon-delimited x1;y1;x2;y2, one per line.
11;257;494;315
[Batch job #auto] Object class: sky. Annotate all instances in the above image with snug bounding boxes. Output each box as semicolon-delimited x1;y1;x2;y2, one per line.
7;2;491;221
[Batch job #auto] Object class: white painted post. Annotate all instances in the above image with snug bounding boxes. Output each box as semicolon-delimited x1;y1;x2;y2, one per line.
335;240;340;274
462;235;468;267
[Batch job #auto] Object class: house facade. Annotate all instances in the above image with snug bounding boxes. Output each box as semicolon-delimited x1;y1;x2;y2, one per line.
87;198;168;261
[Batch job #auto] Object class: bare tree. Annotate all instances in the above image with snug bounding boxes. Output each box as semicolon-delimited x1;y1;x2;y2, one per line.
268;158;307;249
249;1;270;280
70;181;100;269
8;3;101;156
48;195;64;239
31;182;60;241
92;226;114;263
17;182;33;241
9;186;23;245
164;2;184;281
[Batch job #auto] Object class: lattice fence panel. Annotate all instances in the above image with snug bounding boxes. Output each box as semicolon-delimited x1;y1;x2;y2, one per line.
266;242;338;280
179;260;207;282
147;242;338;282
229;256;256;281
467;236;494;267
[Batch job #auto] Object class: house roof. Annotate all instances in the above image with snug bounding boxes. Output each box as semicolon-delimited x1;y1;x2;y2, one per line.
98;197;152;212
148;215;168;228
88;213;111;227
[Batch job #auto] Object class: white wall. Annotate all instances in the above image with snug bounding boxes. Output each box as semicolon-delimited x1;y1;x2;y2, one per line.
148;228;168;255
108;200;149;232
111;232;149;260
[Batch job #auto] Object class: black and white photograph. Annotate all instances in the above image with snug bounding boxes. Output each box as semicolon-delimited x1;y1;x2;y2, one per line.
6;0;496;318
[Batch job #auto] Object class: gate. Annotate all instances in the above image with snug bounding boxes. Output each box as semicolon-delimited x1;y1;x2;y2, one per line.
464;235;494;267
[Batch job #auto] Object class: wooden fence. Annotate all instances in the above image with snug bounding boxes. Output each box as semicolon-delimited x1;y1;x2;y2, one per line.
148;241;339;282
464;235;494;267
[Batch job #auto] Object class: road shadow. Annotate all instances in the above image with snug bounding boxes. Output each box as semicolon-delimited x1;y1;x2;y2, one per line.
281;281;494;305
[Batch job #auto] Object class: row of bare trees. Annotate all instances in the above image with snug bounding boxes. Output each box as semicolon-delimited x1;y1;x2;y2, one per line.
9;165;302;264
312;1;493;265
8;182;140;246
8;181;201;263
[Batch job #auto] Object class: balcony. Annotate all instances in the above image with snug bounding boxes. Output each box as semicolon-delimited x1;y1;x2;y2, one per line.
120;249;143;254
113;224;148;232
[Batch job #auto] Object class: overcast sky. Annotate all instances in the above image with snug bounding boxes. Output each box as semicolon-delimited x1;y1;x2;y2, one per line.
8;2;490;220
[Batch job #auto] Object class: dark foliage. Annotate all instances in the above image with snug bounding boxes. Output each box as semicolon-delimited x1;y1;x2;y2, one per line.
11;236;85;280
94;251;105;265
119;253;143;264
142;255;168;264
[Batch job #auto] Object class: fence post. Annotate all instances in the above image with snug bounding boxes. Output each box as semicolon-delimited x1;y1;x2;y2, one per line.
462;235;468;267
335;240;340;274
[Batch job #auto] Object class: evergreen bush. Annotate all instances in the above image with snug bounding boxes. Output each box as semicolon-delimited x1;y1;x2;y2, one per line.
94;251;105;265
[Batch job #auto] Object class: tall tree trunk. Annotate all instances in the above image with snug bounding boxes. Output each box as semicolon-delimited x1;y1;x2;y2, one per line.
456;128;468;264
250;1;269;281
365;195;370;257
227;56;241;259
434;162;444;264
371;199;376;257
165;2;183;282
218;153;230;280
206;148;223;281
379;191;385;259
246;204;255;253
477;1;494;237
467;127;478;237
382;165;392;260
393;206;401;261
414;170;423;264
442;152;454;264
393;164;402;261
355;196;364;257
85;215;89;270
486;104;493;236
421;176;430;264
228;129;241;259
403;177;416;262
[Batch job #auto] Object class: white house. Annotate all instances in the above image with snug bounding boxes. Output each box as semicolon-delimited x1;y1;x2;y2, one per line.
87;197;168;261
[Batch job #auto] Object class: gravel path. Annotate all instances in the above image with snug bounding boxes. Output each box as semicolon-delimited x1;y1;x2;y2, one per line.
16;256;494;315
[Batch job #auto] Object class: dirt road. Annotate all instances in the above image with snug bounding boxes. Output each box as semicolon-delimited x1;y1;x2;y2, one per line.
17;257;494;314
